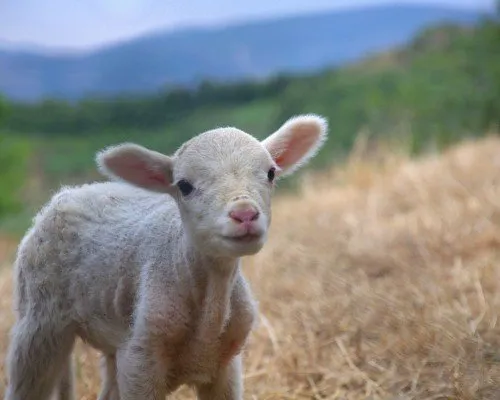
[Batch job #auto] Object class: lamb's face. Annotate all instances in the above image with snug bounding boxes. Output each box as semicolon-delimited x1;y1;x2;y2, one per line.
96;114;328;259
171;129;277;257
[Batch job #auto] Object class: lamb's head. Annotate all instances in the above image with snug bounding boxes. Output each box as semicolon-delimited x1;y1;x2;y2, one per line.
96;114;328;258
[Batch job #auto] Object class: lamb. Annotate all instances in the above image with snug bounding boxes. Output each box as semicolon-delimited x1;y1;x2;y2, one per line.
3;114;328;400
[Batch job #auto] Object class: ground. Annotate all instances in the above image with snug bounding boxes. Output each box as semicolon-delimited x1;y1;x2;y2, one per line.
1;136;500;399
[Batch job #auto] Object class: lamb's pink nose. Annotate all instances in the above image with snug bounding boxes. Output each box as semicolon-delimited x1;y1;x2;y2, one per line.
229;207;259;223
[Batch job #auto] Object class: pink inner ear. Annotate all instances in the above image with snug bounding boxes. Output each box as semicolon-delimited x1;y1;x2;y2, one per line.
142;166;168;185
274;153;286;166
106;156;168;188
274;129;318;169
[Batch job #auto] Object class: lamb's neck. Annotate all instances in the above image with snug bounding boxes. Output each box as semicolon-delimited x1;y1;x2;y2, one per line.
179;232;239;285
184;244;240;340
199;259;239;336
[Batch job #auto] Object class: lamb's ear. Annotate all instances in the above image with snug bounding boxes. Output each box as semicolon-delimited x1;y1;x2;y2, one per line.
261;114;328;177
96;143;174;192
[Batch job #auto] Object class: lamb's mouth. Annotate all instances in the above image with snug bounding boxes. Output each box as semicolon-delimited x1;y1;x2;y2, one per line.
221;233;262;243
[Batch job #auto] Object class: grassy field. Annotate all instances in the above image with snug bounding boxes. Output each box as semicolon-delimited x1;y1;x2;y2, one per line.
1;136;500;399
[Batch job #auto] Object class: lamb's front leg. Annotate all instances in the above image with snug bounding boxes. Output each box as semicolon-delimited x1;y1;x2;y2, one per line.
97;354;120;400
116;334;169;400
195;355;243;400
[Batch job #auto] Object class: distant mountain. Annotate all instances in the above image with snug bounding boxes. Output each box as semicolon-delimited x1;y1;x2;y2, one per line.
0;4;485;102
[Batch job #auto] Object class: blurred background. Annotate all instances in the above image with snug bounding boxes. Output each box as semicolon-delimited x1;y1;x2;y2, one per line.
1;1;500;399
0;0;497;234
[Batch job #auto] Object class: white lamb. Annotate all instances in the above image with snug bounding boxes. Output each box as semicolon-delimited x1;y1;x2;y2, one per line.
4;114;328;400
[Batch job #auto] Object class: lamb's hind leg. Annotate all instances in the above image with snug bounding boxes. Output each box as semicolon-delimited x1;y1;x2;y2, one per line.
4;315;76;400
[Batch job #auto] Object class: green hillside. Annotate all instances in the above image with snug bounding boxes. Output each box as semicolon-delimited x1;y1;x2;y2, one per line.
0;14;498;234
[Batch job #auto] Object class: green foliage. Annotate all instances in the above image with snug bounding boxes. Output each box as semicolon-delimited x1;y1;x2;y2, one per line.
0;134;30;218
3;76;291;135
0;98;4;121
0;97;31;224
0;18;498;204
285;20;498;157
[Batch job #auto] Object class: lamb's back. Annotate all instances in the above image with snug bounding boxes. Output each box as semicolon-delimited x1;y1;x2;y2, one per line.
16;181;178;281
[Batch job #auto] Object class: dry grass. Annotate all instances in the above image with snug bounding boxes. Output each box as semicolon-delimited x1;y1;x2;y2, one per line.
2;136;500;399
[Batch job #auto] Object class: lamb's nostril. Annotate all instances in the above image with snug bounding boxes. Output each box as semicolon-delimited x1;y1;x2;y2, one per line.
229;208;259;223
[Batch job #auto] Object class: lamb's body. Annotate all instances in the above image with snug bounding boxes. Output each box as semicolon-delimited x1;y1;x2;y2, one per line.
12;181;255;396
4;115;327;400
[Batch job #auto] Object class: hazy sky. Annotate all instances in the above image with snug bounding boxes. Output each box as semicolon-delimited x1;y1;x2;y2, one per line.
0;0;494;51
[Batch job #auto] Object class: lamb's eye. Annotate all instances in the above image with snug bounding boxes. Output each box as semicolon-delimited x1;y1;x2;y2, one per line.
177;179;194;196
267;167;276;182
